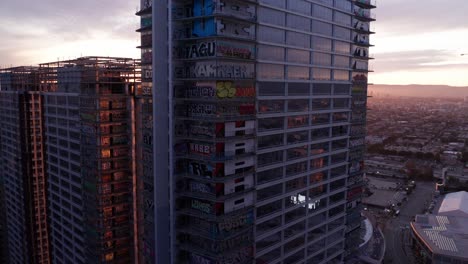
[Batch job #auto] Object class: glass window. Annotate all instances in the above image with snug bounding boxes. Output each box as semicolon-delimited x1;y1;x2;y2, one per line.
288;99;309;112
288;83;310;95
257;183;283;201
333;112;349;122
310;157;327;170
312;83;331;95
334;70;350;81
287;14;310;31
329;204;345;217
287;31;310;48
312;20;332;36
284;221;306;239
334;56;350;68
332;125;348;137
328;217;345;232
333;98;349;109
258;134;283;149
257;216;282;235
287;146;308;160
259;117;284;131
312;68;331;80
335;0;352;11
286;161;307;176
334;11;351;26
256;232;281;252
258;26;284;43
258;150;283;166
258;45;284;61
287;130;309;144
287;49;310;64
334;84;351;95
257;200;283;218
284;236;305;253
313;52;332;66
259;100;285;114
258;82;285;96
257;167;283;184
309;184;326;199
335;41;351;54
311;113;330;125
331;153;347;164
334;26;351;40
260;0;285;8
331;168;347;182
287;0;311;15
312;36;332;51
286;176;307;192
332;139;348;150
310;171;326;185
258;7;285;26
288;115;309;128
312;127;329;139
311;142;329;155
285;206;306;223
287;66;310;80
258;64;284;79
312;99;330;110
313;5;332;20
257;247;281;263
308;224;326;242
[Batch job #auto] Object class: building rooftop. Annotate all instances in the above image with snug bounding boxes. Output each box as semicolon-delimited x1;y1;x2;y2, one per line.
438;191;468;217
411;191;468;261
362;189;405;208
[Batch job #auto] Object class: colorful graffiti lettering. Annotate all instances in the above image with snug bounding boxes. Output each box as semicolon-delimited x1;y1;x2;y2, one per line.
216;82;236;98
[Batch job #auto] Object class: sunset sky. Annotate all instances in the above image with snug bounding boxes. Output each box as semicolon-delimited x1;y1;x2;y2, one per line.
1;0;467;86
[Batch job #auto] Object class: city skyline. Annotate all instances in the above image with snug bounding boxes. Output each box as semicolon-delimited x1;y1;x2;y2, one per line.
1;0;468;86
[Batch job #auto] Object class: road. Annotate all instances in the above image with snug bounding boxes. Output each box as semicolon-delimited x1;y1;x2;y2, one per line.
382;181;434;264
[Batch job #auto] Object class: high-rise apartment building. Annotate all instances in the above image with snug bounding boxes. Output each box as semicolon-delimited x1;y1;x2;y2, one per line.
40;57;140;263
135;0;156;261
147;0;375;263
346;0;375;258
0;67;51;264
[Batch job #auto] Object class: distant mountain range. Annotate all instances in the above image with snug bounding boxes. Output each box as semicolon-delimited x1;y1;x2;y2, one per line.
369;84;468;99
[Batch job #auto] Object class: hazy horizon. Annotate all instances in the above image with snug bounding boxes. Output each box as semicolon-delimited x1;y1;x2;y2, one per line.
370;84;468;98
1;0;468;86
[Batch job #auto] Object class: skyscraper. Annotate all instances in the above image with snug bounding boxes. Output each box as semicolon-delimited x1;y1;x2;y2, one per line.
40;57;140;263
135;0;156;261
146;0;375;263
347;0;375;258
0;67;51;264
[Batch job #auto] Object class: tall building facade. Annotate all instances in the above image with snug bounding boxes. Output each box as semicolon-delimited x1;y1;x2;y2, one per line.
346;0;375;258
136;0;156;261
0;67;51;264
40;57;140;263
148;0;375;263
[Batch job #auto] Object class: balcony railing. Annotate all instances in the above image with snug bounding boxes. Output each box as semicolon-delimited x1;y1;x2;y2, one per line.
354;0;377;9
353;8;377;22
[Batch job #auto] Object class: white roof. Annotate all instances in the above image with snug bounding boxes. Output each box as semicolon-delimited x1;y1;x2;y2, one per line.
438;191;468;217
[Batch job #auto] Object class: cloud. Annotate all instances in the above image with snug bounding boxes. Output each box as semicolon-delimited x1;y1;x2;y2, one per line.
0;0;140;66
372;49;468;72
375;0;468;36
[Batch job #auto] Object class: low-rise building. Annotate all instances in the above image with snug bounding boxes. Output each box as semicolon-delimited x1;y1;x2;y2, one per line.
410;191;468;263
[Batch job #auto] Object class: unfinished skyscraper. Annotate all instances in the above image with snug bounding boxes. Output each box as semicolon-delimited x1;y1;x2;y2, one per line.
39;57;140;263
146;0;376;263
0;66;51;264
